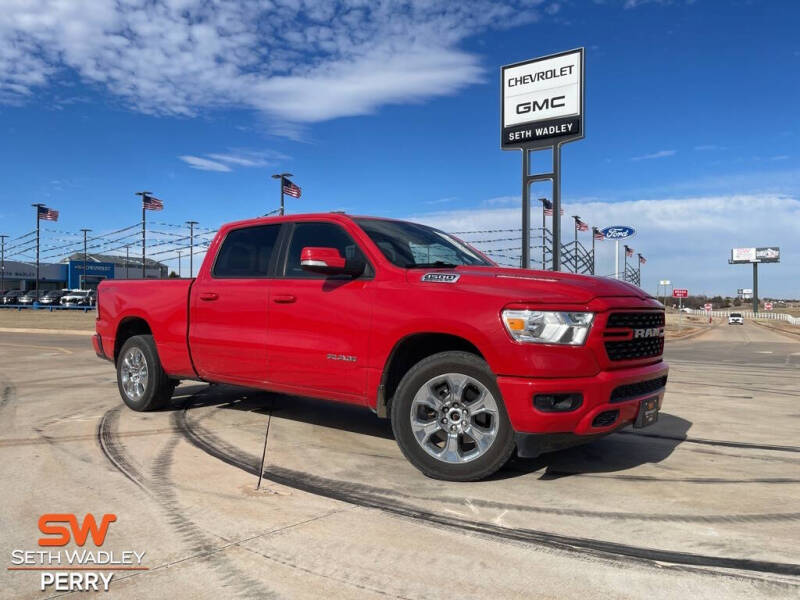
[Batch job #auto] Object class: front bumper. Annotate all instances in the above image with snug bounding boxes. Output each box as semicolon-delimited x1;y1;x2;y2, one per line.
497;360;668;438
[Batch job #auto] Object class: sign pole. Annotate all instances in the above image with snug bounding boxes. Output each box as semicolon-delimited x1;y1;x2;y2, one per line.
552;145;562;271
614;240;619;279
752;262;758;314
541;199;546;270
521;149;530;268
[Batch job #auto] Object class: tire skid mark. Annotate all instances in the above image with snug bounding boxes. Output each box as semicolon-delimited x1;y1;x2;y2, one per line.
174;406;800;580
618;430;800;453
97;407;278;599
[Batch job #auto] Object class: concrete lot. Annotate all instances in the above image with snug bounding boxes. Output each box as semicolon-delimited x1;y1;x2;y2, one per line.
1;321;799;598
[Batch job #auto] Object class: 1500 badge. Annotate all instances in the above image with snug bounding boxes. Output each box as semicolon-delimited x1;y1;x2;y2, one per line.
421;273;460;283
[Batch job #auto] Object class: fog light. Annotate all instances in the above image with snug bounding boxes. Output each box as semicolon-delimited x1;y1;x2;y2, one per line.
533;393;583;412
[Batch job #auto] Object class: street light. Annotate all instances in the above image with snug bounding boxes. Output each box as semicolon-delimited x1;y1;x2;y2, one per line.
271;173;293;216
80;229;91;289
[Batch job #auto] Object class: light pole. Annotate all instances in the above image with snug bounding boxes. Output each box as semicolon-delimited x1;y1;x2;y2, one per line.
125;245;130;279
31;203;44;297
186;220;198;277
271;173;292;216
0;234;6;292
177;250;182;278
135;191;151;279
80;229;91;289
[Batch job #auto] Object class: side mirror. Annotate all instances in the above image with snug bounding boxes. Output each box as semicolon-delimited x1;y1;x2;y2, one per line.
300;247;366;277
300;247;348;274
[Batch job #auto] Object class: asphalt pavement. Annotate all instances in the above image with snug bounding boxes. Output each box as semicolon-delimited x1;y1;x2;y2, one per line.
0;320;798;599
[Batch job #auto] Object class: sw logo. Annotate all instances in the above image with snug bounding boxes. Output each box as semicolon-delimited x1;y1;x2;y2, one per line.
633;328;664;339
38;513;117;547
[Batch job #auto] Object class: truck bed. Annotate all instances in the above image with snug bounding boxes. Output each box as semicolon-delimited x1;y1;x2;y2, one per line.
96;278;196;376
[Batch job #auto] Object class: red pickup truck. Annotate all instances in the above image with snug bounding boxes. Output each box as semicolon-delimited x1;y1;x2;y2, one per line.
95;213;668;481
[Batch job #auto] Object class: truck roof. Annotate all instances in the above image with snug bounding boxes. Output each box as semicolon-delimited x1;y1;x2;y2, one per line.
219;212;411;232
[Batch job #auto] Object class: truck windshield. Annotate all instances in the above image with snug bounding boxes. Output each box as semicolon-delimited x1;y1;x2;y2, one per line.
355;219;492;268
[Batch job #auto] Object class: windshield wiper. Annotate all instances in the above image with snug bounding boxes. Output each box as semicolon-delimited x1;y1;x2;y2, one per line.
409;261;458;269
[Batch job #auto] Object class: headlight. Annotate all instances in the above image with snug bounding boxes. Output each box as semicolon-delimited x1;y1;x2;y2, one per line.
502;310;594;345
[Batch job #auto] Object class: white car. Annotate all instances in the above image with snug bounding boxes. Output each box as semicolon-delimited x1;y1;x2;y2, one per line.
728;313;744;325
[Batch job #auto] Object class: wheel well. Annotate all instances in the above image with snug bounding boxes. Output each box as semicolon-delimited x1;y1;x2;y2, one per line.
378;333;484;418
114;317;152;363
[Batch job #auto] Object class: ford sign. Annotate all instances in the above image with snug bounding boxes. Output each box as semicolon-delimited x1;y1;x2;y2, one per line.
600;226;635;240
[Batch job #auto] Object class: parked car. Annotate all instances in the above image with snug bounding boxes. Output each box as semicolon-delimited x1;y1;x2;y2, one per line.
728;312;744;325
2;290;25;305
95;213;668;481
18;290;44;305
61;290;93;306
39;290;65;305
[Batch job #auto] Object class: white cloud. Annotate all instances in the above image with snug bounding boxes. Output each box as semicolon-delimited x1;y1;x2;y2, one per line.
178;156;231;172
179;149;288;171
411;194;800;297
631;149;677;161
0;1;544;133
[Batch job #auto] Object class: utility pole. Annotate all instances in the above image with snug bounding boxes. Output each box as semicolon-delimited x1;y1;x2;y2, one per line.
177;250;182;278
0;235;7;292
135;192;150;279
31;203;44;297
186;220;198;278
80;229;91;289
271;173;292;216
125;245;130;279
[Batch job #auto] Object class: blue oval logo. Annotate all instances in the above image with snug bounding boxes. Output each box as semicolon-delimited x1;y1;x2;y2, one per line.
600;226;635;240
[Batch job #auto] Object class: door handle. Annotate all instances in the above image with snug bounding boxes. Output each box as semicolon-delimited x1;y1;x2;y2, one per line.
199;292;219;301
273;294;296;304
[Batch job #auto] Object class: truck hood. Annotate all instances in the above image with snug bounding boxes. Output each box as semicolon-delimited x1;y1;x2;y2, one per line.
407;266;653;305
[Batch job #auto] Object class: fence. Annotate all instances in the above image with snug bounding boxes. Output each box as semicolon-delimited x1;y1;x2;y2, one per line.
684;308;800;325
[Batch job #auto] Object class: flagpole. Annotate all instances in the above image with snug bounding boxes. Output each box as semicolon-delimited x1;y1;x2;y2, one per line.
136;191;151;279
186;221;198;277
624;246;629;283
32;203;44;299
271;172;293;217
0;235;7;293
572;216;580;273
638;253;643;286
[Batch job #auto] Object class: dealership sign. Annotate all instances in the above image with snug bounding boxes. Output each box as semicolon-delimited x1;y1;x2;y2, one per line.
501;48;584;149
600;226;635;240
730;247;780;264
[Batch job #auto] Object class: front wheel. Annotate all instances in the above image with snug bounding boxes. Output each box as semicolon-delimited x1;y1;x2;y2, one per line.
116;335;176;412
391;351;515;481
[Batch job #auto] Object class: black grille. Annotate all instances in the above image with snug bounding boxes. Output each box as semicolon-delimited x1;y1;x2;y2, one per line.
605;337;664;361
606;312;665;329
610;376;668;403
604;311;665;361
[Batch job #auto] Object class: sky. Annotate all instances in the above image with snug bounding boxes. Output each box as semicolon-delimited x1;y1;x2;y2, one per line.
0;0;798;297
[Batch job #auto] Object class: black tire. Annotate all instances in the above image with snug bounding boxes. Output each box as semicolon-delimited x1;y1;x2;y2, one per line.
116;335;176;412
390;351;515;481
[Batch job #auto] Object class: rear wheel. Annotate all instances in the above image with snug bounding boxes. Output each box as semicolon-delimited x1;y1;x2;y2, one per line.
391;351;515;481
116;335;175;411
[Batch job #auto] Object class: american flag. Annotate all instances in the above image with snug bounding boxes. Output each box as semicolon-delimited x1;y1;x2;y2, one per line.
37;206;59;221
639;255;647;264
282;178;302;198
575;218;589;232
143;194;164;211
593;228;604;240
625;245;634;257
540;199;563;216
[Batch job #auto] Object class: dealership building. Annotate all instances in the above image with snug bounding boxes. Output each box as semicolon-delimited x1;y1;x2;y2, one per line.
1;253;168;291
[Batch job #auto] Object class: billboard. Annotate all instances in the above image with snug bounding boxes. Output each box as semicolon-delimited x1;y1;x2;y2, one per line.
672;289;688;298
501;48;584;149
730;247;780;264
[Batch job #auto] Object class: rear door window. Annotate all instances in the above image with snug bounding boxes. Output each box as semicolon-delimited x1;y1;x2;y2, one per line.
213;224;282;278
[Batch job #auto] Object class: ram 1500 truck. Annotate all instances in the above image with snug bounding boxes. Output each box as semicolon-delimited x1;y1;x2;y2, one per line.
94;213;668;481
